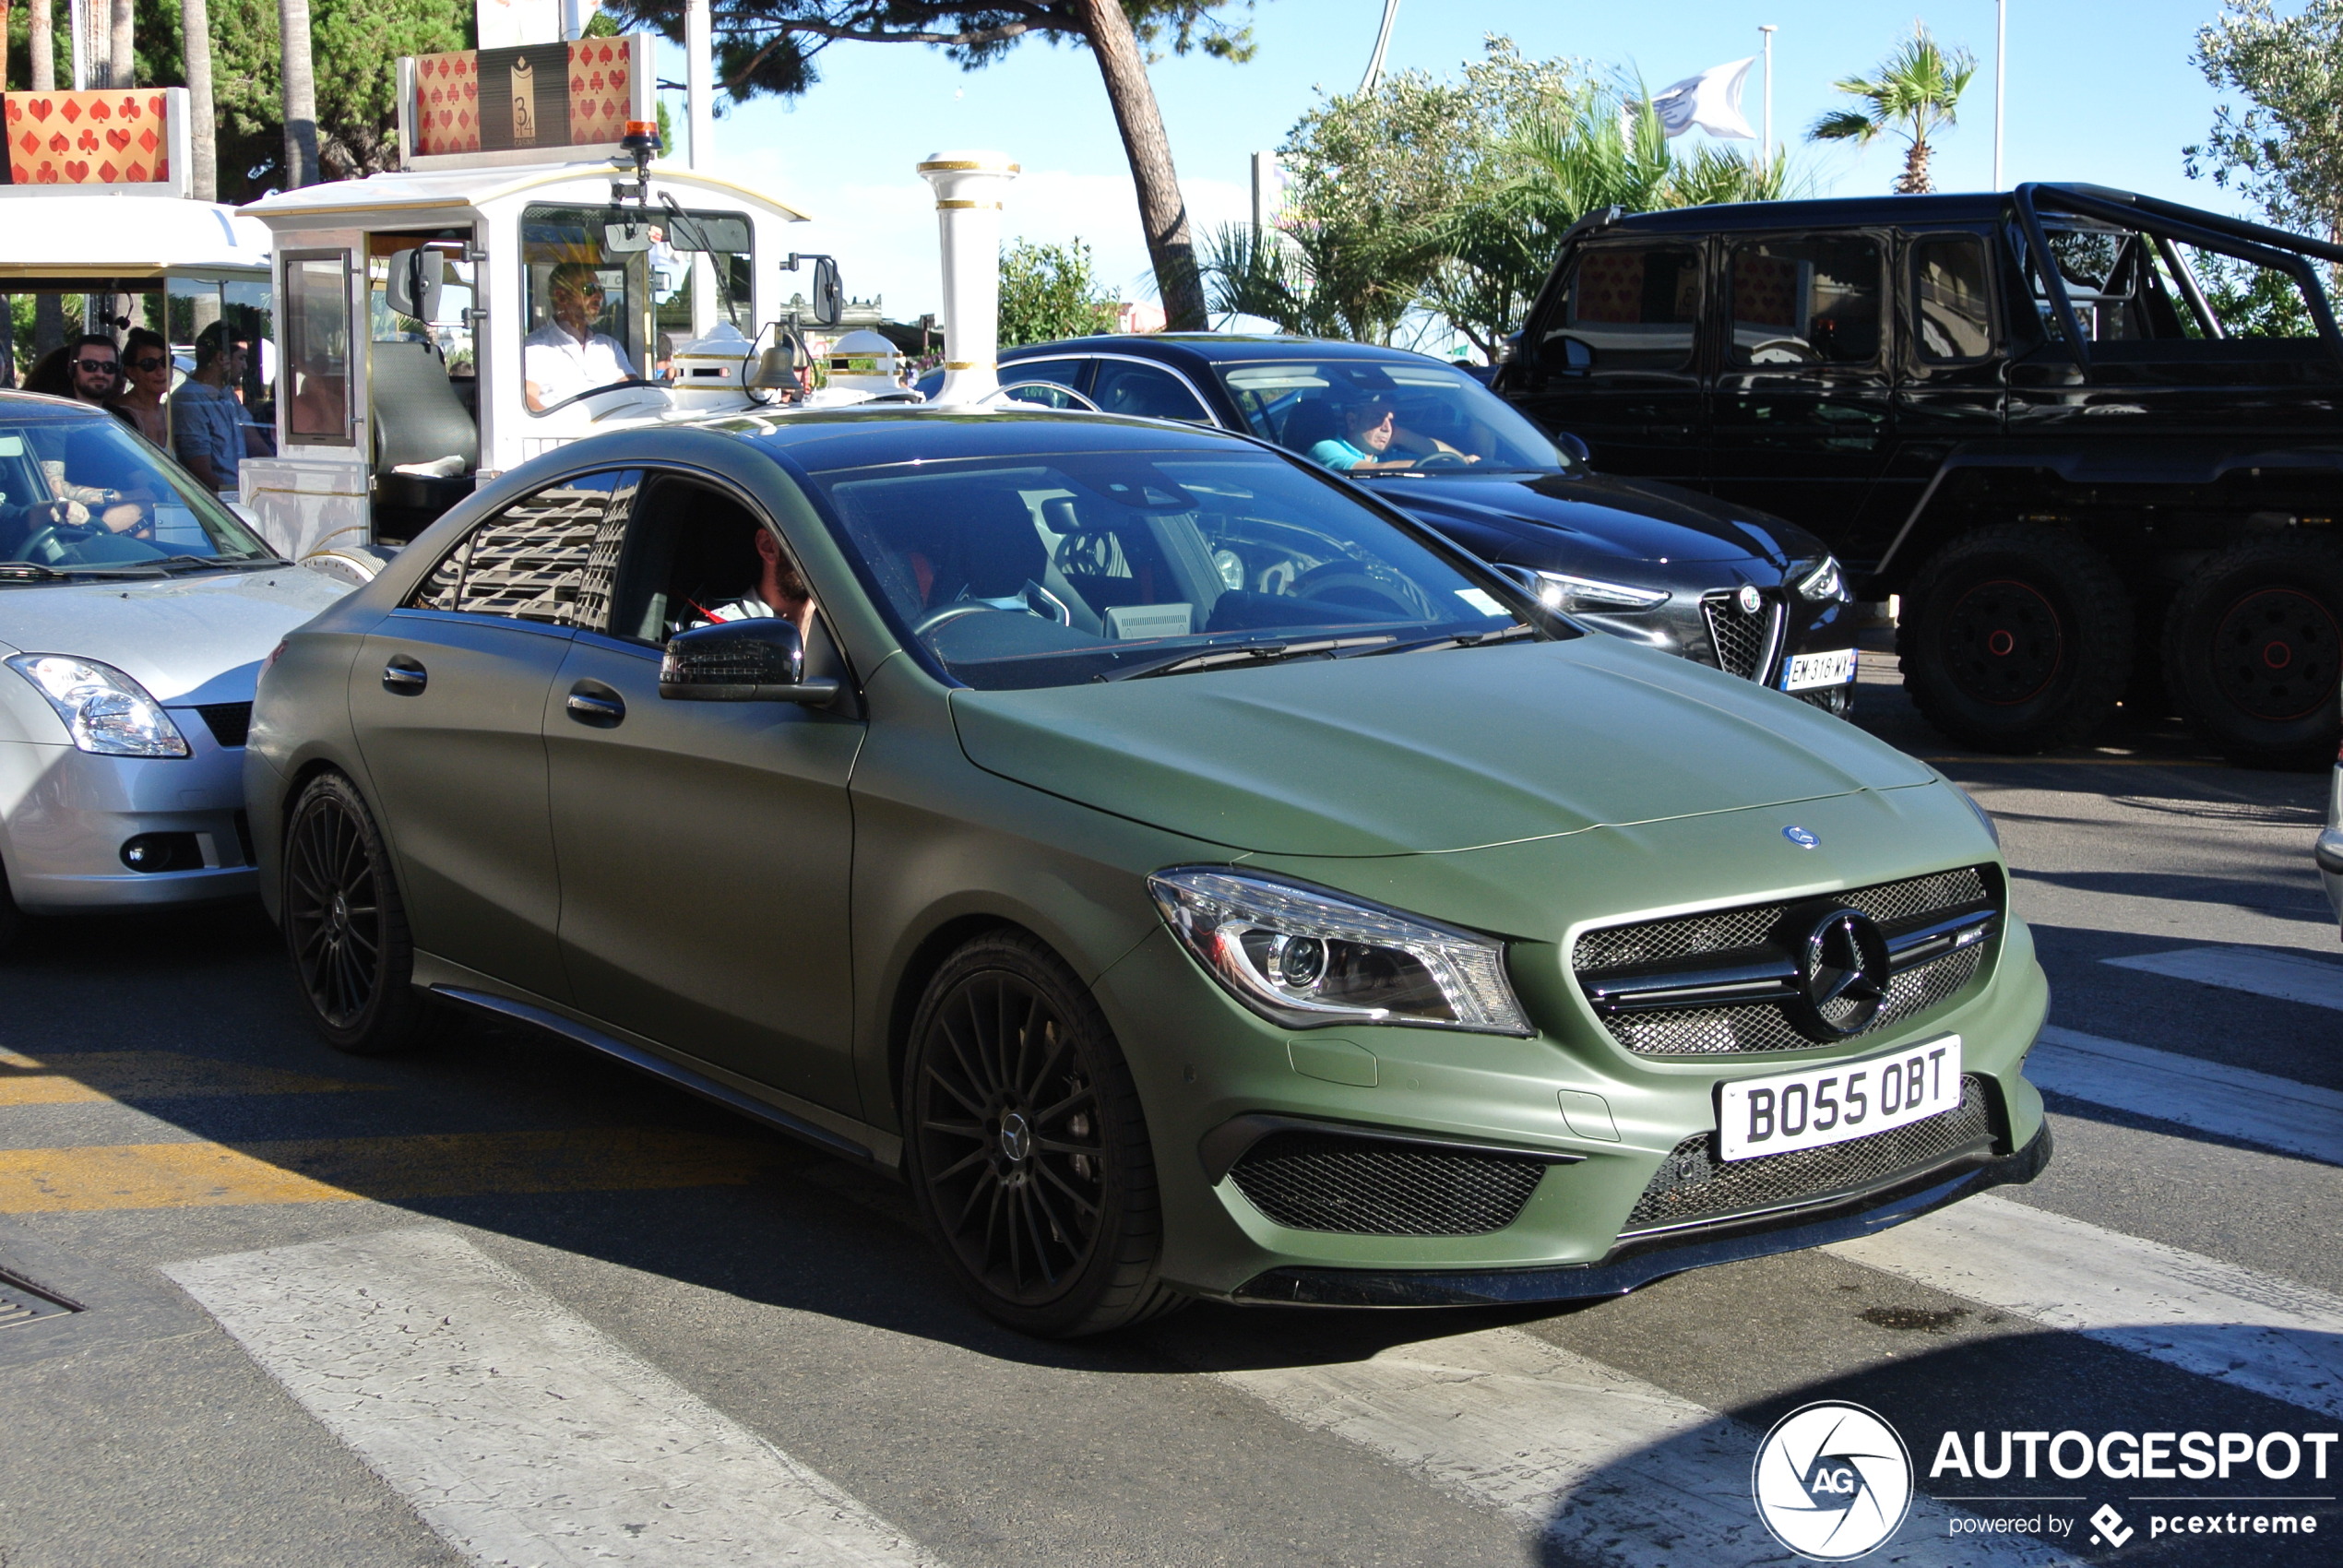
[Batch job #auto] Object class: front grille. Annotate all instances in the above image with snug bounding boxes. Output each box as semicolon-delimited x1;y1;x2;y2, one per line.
195;702;251;748
1702;592;1783;681
1624;1075;1997;1233
1573;867;1997;1056
1795;683;1853;719
1230;1131;1549;1236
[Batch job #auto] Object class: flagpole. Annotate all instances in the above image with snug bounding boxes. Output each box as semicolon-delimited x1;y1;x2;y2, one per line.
1993;0;2006;188
1758;25;1776;168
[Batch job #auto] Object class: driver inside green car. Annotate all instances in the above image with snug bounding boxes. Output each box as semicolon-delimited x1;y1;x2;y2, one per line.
692;527;817;642
1308;394;1480;474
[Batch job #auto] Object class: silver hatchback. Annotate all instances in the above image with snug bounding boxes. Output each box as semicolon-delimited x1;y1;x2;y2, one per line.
0;395;348;947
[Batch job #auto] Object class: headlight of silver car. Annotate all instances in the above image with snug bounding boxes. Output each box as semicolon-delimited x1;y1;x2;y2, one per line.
1534;570;1670;614
6;654;191;757
1797;555;1849;602
1148;867;1529;1034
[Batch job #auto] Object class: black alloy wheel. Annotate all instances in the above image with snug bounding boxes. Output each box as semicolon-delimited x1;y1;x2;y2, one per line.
2163;536;2343;768
903;930;1180;1337
282;772;439;1055
1899;524;2134;754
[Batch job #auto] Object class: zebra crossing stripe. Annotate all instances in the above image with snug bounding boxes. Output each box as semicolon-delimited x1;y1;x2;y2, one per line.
1831;1193;2343;1424
2028;1024;2343;1166
2103;944;2343;1015
1197;1324;2079;1567
164;1227;939;1568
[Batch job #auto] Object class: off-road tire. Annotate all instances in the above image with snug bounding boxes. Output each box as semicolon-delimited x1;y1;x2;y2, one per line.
902;929;1182;1337
2162;535;2343;769
1899;525;2134;754
281;772;442;1055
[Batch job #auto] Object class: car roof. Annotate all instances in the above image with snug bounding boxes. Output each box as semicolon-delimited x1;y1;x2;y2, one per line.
0;390;119;420
1593;192;2013;234
1001;334;1465;373
726;404;1258;473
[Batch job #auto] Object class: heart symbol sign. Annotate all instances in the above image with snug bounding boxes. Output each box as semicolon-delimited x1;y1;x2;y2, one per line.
106;127;130;149
65;160;88;181
29;98;52;122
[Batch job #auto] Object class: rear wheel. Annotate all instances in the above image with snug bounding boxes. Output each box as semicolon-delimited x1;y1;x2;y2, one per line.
282;772;440;1055
2163;536;2343;768
902;930;1180;1337
1899;525;2133;754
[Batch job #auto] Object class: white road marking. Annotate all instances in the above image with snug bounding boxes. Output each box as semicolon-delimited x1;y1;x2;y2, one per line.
2028;1024;2343;1165
1831;1193;2343;1423
163;1228;938;1568
2104;944;2343;1014
1206;1326;2078;1567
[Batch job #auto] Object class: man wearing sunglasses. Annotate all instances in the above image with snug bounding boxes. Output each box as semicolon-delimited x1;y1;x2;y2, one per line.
65;335;122;406
523;261;638;412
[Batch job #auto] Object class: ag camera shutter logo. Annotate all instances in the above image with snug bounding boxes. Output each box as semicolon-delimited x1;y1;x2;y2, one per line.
1753;1401;1914;1560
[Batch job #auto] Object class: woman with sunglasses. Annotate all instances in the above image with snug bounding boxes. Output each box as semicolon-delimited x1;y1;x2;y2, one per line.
110;327;171;447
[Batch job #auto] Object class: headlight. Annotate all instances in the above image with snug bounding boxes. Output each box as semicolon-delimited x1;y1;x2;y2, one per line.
6;654;191;757
1148;867;1530;1034
1950;781;2001;849
1797;555;1849;602
1535;570;1669;614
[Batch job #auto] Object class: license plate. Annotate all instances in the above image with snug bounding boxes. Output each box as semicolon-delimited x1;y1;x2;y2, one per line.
1718;1036;1963;1160
1783;648;1857;691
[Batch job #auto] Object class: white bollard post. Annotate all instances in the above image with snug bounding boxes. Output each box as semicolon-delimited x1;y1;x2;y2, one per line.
917;150;1018;407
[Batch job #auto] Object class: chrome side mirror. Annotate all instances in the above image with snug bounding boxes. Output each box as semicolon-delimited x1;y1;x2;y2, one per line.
660;617;838;706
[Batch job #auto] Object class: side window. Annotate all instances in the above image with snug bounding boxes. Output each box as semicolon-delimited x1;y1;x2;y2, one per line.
1543;244;1701;372
283;253;353;444
1730;236;1884;366
1088;360;1214;423
1912;234;1995;361
404;469;632;624
998;357;1091;410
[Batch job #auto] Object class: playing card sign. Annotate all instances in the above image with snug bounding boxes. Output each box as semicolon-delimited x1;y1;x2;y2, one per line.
406;35;648;166
1;89;185;192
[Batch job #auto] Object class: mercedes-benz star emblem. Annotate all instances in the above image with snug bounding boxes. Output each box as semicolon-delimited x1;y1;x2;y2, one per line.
1791;906;1890;1038
1782;825;1820;849
1737;583;1764;615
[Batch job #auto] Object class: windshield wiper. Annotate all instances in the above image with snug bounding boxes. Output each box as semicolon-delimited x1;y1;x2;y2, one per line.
1364;622;1543;656
152;554;279;572
0;559;168;580
1102;634;1397;681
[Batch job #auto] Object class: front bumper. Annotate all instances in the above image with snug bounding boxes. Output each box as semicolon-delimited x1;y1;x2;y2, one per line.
0;728;256;913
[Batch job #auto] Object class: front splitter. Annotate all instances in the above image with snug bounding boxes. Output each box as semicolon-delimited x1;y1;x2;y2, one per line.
1228;1122;2052;1308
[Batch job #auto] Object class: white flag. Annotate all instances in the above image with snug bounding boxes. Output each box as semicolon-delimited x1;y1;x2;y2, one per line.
1647;57;1758;140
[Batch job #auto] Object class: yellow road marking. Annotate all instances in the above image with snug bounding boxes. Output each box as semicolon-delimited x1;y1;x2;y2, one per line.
0;1127;776;1214
0;1051;376;1107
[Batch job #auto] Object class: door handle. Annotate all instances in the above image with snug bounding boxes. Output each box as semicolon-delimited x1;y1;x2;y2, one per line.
382;656;426;695
565;683;625;726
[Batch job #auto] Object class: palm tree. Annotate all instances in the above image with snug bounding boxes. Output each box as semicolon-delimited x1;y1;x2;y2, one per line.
1808;25;1977;195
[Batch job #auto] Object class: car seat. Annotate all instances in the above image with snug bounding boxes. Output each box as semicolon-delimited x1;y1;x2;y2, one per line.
1278;397;1341;456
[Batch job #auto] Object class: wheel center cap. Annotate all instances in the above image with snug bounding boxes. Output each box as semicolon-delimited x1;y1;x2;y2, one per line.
997;1111;1032;1163
1987;628;2016;657
327;891;349;932
2264;639;2293;670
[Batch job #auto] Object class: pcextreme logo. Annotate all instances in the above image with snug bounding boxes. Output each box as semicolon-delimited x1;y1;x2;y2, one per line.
1752;1401;1915;1561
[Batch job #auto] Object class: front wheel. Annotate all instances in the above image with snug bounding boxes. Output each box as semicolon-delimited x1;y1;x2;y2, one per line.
2162;536;2343;768
902;930;1180;1337
1898;525;2134;754
281;772;441;1055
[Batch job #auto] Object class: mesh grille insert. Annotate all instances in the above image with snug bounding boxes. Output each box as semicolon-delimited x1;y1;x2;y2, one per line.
1703;594;1780;681
1573;866;1996;1056
195;702;252;748
1625;1075;1996;1233
1230;1131;1549;1236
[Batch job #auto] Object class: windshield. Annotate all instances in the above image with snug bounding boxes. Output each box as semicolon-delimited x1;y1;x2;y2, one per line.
807;446;1548;691
521;202;754;413
0;412;273;574
1219;360;1573;477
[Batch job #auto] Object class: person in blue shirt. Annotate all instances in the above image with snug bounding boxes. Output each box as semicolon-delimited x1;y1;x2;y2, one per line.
1307;394;1478;474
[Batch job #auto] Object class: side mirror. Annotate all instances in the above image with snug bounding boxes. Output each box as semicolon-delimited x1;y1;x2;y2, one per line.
810;256;844;327
1553;430;1592;465
385;249;445;321
660;617;839;706
604;221;655;255
1537;334;1594;374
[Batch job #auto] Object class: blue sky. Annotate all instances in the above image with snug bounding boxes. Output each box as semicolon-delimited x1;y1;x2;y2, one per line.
661;1;2259;321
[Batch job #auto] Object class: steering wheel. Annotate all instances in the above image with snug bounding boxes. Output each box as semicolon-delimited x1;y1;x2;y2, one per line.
1411;450;1473;469
910;601;1003;636
1747;338;1822;366
1290;562;1422;620
16;522;94;565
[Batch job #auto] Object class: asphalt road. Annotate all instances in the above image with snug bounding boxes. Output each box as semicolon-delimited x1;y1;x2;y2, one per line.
2;649;2337;1568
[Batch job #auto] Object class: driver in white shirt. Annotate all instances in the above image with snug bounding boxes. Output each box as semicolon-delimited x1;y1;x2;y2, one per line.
523;262;638;411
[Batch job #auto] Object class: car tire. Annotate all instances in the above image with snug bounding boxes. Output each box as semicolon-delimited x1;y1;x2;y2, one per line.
1898;525;2133;754
281;771;442;1056
0;861;22;956
902;929;1182;1337
2162;535;2343;768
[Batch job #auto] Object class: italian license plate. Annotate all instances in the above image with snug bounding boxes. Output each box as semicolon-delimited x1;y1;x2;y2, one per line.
1783;648;1857;691
1718;1036;1964;1160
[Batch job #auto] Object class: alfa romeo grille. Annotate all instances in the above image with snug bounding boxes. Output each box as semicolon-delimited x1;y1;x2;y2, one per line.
1572;866;2000;1056
1701;591;1784;682
1623;1075;1997;1233
1230;1130;1549;1236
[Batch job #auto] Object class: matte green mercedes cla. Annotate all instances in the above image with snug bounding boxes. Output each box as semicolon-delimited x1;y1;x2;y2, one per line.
244;410;2050;1336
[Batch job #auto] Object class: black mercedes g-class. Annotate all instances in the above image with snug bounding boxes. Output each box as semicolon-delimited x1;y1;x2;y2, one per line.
1494;183;2343;766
